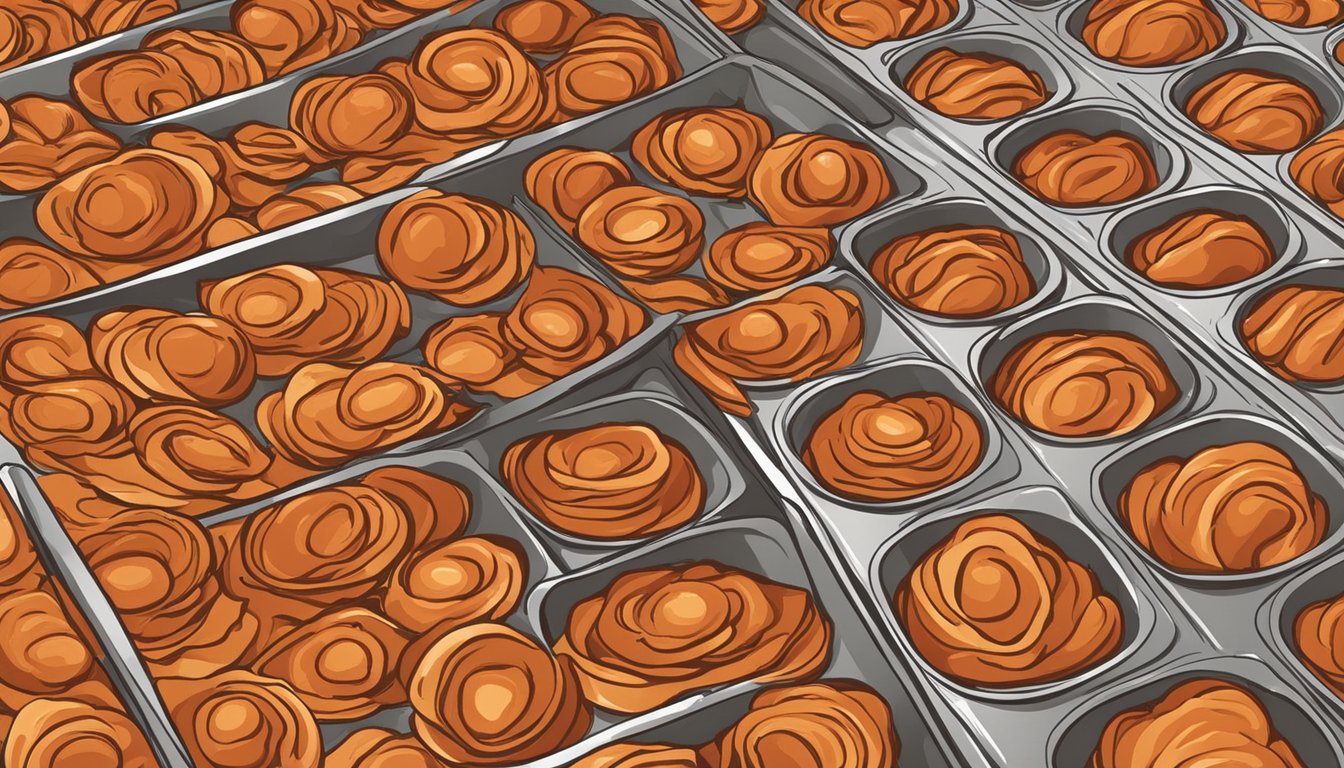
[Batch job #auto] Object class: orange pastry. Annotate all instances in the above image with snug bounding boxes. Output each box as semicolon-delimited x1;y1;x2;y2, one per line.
253;183;364;230
205;217;261;249
1081;0;1226;67
84;0;179;36
798;0;958;47
693;0;766;33
339;129;487;194
0;491;41;596
544;14;682;119
406;28;549;137
231;0;361;77
1120;441;1327;574
0;377;136;472
493;0;597;53
1290;129;1344;217
0;590;99;710
748;133;892;226
524;147;633;234
200;264;410;377
1296;593;1344;699
674;285;864;416
501;423;705;539
618;274;731;313
1127;211;1274;289
361;465;472;550
631;107;773;198
377;190;536;305
34;472;139;536
871;225;1035;317
326;727;442;768
383;535;526;632
1241;0;1342;25
573;743;703;767
802;391;983;502
1185;71;1323;153
88;308;256;407
990;330;1179;438
1090;679;1305;767
419;314;533;397
1013;130;1159;207
0;238;100;310
897;514;1124;686
408;623;592;764
3;697;157;768
713;682;900;768
159;671;322;768
220;123;330;210
903;48;1050;120
1241;285;1344;383
329;0;417;31
0;96;120;193
0;0;89;73
554;562;832;712
0;315;94;387
289;73;414;158
576;185;706;278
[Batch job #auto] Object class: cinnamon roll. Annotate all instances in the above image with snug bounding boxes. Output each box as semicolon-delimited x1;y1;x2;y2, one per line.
1012;130;1159;207
673;285;864;417
406;28;549;137
420;313;535;398
408;622;592;764
377;190;536;306
1090;679;1305;767
0;315;94;387
493;0;596;53
253;183;364;230
256;360;477;468
327;728;442;768
1081;0;1226;67
231;0;361;77
158;671;322;768
503;265;646;381
544;14;682;119
35;472;138;535
989;330;1179;438
1126;211;1275;289
748;133;892;226
0;376;134;475
870;225;1035;317
575;185;706;278
897;514;1125;686
0;238;100;310
798;0;958;47
802;391;983;502
220;123;328;211
501;423;705;539
199;264;410;377
383;535;526;632
632;107;773;198
713;681;900;768
554;562;832;712
573;743;705;768
0;96;120;194
1292;130;1344;217
904;48;1050;120
3;698;156;768
88;308;256;407
524;148;633;235
1241;0;1342;25
1120;441;1327;574
0;491;41;596
693;0;766;33
1185;71;1323;154
290;73;414;158
0;590;98;710
0;1;88;73
1241;285;1344;383
619;274;731;314
1297;593;1344;699
361;465;472;550
85;0;179;35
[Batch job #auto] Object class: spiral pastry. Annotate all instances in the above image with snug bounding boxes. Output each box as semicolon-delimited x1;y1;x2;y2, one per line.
802;391;983;502
573;743;705;768
501;423;705;539
1013;131;1159;207
0;493;40;597
524;147;633;235
407;29;549;137
1296;593;1344;699
493;0;597;53
1127;211;1275;289
1120;441;1327;574
0;590;98;710
0;1;88;73
252;606;409;720
871;225;1036;317
798;0;958;47
377;190;536;305
409;622;592;764
327;728;443;768
1241;285;1344;383
0;97;120;194
231;0;360;77
897;514;1124;687
361;465;471;550
221;123;328;210
290;73;414;157
420;313;534;397
748;133;892;226
544;14;683;119
619;274;731;313
339;129;488;194
257;360;477;468
88;308;256;407
159;671;322;768
1242;0;1342;24
37;149;227;264
693;0;766;32
555;561;832;712
383;535;526;632
0;315;94;387
1185;71;1323;154
504;265;647;379
224;483;413;621
713;681;900;768
85;0;180;35
253;183;362;231
3;698;156;768
674;285;864;417
1090;679;1305;767
200;264;411;377
1291;130;1344;215
1082;0;1225;66
0;377;134;473
576;185;706;279
632;107;773;198
35;472;139;535
903;48;1050;120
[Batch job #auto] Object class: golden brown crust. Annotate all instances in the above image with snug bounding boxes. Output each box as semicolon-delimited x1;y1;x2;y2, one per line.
1127;211;1275;289
1185;70;1323;154
205;217;262;249
0;315;94;387
897;514;1125;687
0;492;41;597
407;28;550;137
1081;0;1225;67
84;0;179;36
713;681;900;768
253;183;364;230
1012;130;1159;207
3;697;156;768
748;133;892;226
0;238;101;310
0;590;98;710
0;0;89;73
383;535;526;631
1297;594;1344;700
903;48;1049;120
524;147;634;235
159;670;322;768
1241;0;1342;25
544;14;682;119
1241;285;1344;383
0;96;120;194
0;376;135;475
493;0;597;53
802;391;983;502
693;0;766;33
1290;129;1344;216
798;0;958;47
870;225;1035;317
290;73;414;158
554;562;832;712
231;0;360;77
1120;441;1327;574
576;185;706;279
631;107;773;198
221;122;329;211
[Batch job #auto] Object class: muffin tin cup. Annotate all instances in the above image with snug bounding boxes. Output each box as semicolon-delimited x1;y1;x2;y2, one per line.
1048;654;1344;766
1056;0;1245;75
1261;548;1344;720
